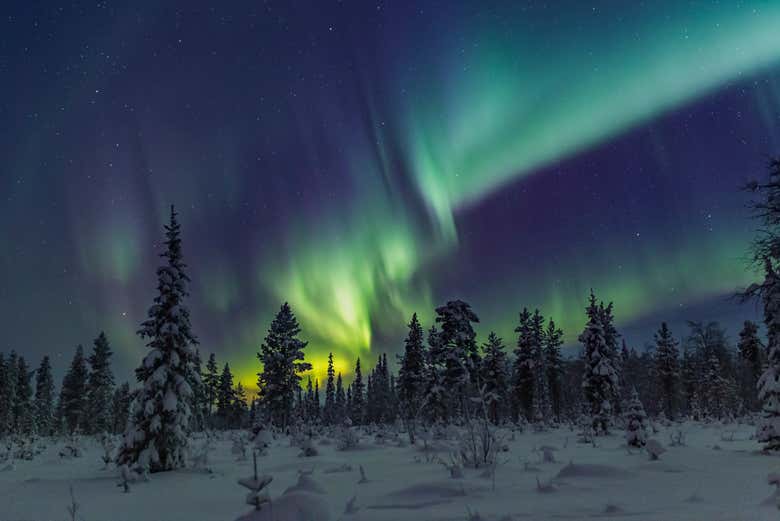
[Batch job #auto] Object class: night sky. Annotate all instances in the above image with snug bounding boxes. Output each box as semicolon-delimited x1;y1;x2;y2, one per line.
2;1;780;388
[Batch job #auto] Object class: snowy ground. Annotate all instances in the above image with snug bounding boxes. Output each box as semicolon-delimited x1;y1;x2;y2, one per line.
1;421;778;521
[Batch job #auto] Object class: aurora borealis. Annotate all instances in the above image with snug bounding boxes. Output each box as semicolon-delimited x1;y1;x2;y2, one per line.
2;1;780;387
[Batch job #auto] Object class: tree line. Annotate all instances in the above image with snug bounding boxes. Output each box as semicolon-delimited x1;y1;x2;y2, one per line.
7;153;780;474
0;332;132;438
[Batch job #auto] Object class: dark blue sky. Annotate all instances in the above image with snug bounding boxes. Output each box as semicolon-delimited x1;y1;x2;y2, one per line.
1;1;779;385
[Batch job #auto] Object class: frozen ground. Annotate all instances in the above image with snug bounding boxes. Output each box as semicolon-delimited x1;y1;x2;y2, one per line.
1;421;778;521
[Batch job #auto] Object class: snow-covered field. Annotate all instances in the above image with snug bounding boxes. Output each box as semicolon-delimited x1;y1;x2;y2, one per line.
1;422;778;521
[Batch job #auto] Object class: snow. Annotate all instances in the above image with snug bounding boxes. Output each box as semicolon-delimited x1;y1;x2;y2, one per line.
1;421;778;521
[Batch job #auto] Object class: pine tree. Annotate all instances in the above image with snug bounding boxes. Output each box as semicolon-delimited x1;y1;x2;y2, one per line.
111;382;132;434
119;206;200;473
481;332;509;425
624;388;649;448
203;353;219;423
59;346;89;434
85;332;115;434
654;322;680;419
217;363;236;428
512;308;535;422
350;357;365;425
738;320;764;411
34;356;55;436
397;313;427;430
15;356;34;434
580;291;619;434
324;353;336;425
257;302;312;429
544;319;564;420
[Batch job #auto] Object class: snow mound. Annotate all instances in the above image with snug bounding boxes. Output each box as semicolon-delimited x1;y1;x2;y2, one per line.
388;481;469;500
684;492;705;504
235;491;330;521
555;463;634;480
282;473;326;495
323;463;353;474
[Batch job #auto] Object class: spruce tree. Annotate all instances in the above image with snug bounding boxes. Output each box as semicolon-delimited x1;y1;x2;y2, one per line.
59;346;89;434
119;206;200;472
580;291;619;434
203;353;219;424
544;319;564;420
305;376;315;423
217;363;236;428
232;382;248;428
85;331;115;434
190;350;206;431
345;385;352;421
530;310;552;424
335;372;346;423
654;322;680;419
512;308;535;422
424;325;448;423
34;356;55;436
681;345;698;418
15;356;34;434
738;320;764;411
111;382;132;434
324;353;336;425
0;354;12;435
433;300;480;416
481;332;509;425
350;358;365;425
397;313;427;429
388;373;398;422
745;159;780;448
703;354;729;420
257;302;312;429
599;301;622;413
314;379;320;421
6;352;19;431
624;387;649;448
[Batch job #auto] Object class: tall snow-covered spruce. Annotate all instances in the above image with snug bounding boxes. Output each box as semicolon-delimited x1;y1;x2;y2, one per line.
757;259;780;450
34;356;55;435
256;302;311;429
744;158;780;450
480;332;509;425
738;320;764;412
580;290;619;434
85;332;115;435
654;322;680;419
118;206;200;472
